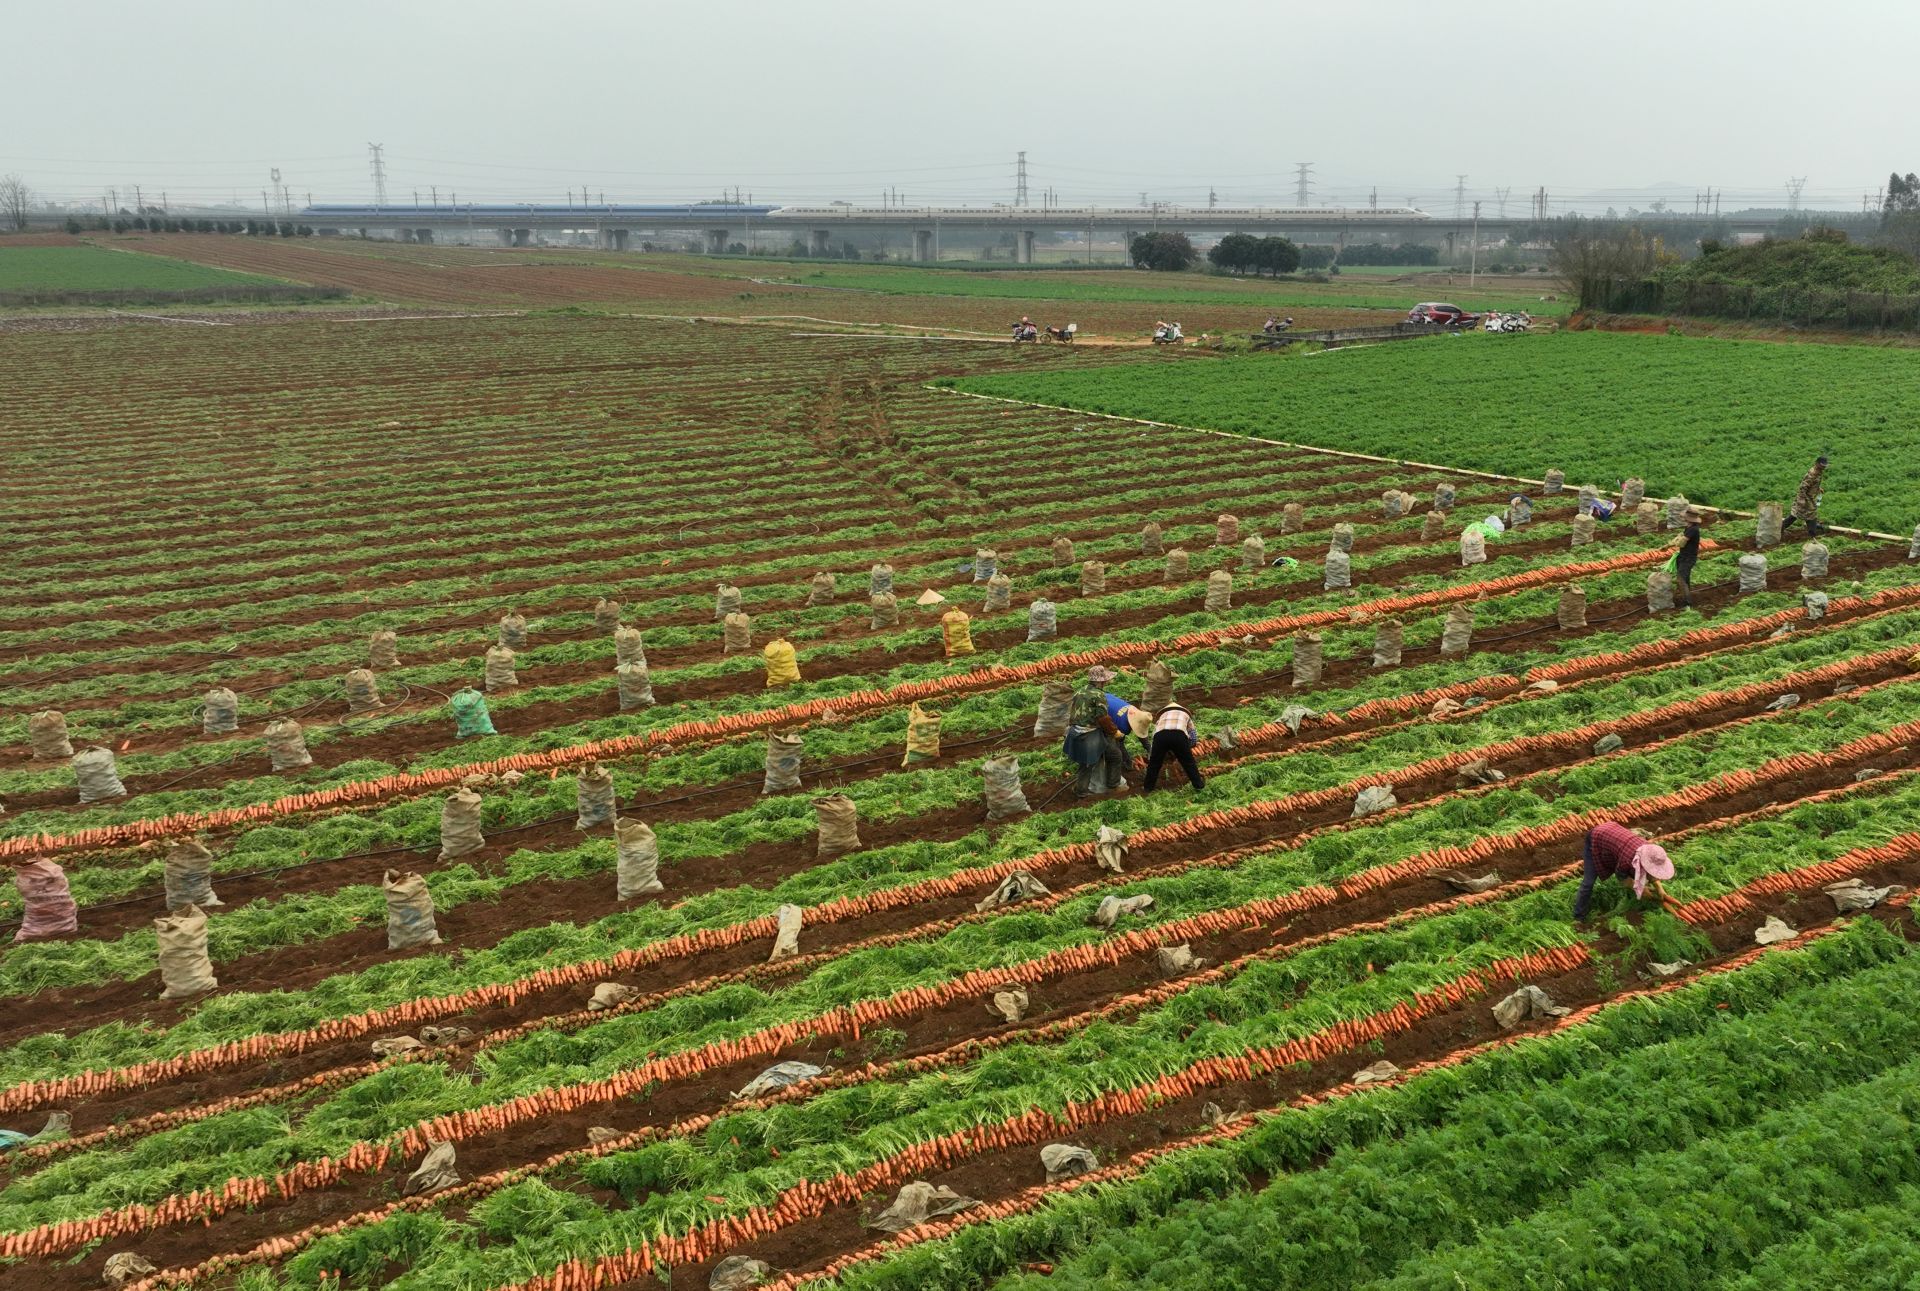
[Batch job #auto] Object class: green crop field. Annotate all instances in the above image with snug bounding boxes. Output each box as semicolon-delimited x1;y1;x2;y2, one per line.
954;330;1920;534
4;275;1920;1291
0;245;282;292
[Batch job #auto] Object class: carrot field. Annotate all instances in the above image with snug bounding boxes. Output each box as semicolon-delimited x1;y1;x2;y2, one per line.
4;297;1920;1291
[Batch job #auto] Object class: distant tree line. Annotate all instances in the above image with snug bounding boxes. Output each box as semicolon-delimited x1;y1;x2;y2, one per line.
56;214;316;237
1204;233;1297;276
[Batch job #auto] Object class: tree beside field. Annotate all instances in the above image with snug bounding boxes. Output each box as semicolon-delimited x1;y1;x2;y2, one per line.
1884;172;1920;259
1206;234;1300;277
0;174;32;231
1130;231;1197;271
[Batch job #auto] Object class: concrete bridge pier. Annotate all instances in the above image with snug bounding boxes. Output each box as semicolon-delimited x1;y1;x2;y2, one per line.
414;228;434;244
395;228;414;243
498;228;515;247
1015;230;1035;264
809;228;832;256
912;229;934;262
599;228;631;251
513;228;532;247
705;228;730;255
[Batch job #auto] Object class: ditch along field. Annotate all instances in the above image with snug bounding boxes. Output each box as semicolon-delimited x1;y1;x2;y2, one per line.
2;309;1920;1291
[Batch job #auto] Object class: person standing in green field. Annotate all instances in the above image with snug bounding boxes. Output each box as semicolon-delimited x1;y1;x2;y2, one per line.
1782;455;1827;537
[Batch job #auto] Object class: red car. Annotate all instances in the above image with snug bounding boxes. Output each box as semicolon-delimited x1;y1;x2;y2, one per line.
1407;301;1480;327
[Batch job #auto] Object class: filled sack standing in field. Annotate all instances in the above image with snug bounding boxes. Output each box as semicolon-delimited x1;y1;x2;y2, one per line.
616;662;655;710
1570;513;1597;547
1240;535;1266;572
1737;552;1769;594
264;718;312;770
1801;541;1830;579
1139;521;1164;554
1143;659;1176;712
1577;483;1599;514
763;638;801;687
722;611;753;654
1080;560;1107;597
1440;603;1475;655
1647;569;1676;612
1505;494;1533;528
498;612;528;649
1433;482;1457;511
1542;468;1566;494
1665;495;1691;529
902;702;943;766
163;838;222;911
368;629;399;669
1026;598;1057;642
449;687;495;738
1215;513;1239;547
983;572;1013;612
344;668;381;712
615;817;664;896
1329;522;1355;554
383;870;442;950
941;608;976;657
1165;548;1191;581
156;905;218;999
1204;569;1233;612
72;745;126;803
1803;591;1830;620
1459;525;1488;567
1051;535;1074;567
11;860;76;942
1634;500;1661;534
1033;678;1074;738
575;763;617;828
200;686;239;735
1910;523;1920;560
982;754;1031;820
1372;617;1405;667
1420;510;1447;542
438;787;485;860
988;986;1029;1023
972;547;997;582
1621;477;1646;508
27;710;72;760
1324;548;1352;590
593;598;622;633
806;570;835;606
1557;583;1588;629
763;731;804;794
812;793;861;858
869;592;899;630
869;562;894;597
1292;631;1324;686
483;645;517;691
613;625;646;667
769;903;803;960
1282;501;1306;533
1381;489;1413;518
714;584;741;621
1755;501;1784;548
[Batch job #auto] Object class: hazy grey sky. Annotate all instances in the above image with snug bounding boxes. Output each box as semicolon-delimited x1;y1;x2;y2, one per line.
9;0;1913;213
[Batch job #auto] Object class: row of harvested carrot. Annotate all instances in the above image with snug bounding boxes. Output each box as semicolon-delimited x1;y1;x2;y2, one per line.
758;912;1867;1291
9;632;1910;1125
1;547;1682;864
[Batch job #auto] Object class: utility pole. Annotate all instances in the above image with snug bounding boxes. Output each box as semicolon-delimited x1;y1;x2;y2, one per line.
367;143;387;208
1454;175;1467;221
1369;186;1378;209
431;185;438;209
1293;162;1314;205
1469;201;1481;286
1209;187;1217;208
133;184;143;213
262;190;271;217
1015;151;1028;207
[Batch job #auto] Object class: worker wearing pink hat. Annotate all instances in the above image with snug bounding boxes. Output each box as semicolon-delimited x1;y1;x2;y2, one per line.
1575;821;1675;919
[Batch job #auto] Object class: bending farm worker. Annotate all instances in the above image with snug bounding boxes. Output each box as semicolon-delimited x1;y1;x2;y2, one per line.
1574;820;1675;920
1063;665;1129;797
1105;690;1153;755
1782;454;1828;538
762;636;801;688
1143;700;1206;793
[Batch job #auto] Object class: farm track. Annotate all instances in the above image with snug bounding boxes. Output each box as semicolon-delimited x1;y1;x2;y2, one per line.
18;774;1918;1290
